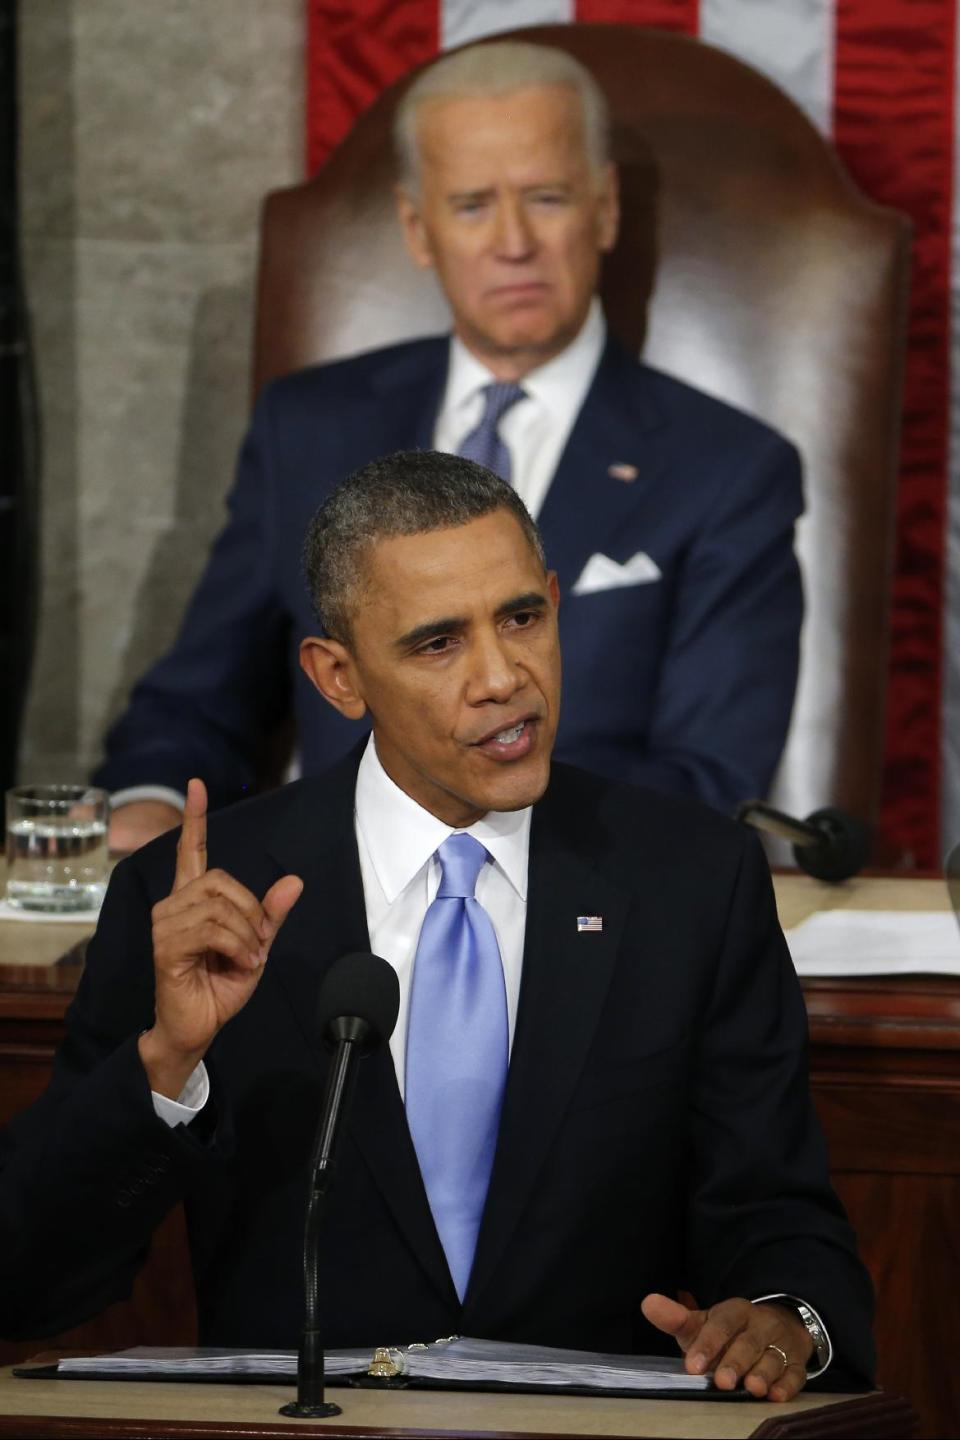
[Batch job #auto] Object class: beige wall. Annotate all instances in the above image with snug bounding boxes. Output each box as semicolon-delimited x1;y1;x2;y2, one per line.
18;0;303;781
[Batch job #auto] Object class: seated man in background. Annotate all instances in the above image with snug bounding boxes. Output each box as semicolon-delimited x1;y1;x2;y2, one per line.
3;454;869;1394
98;39;804;853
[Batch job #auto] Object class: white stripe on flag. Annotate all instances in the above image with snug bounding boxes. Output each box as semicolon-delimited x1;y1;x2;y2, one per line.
699;0;835;136
943;11;960;855
441;0;575;52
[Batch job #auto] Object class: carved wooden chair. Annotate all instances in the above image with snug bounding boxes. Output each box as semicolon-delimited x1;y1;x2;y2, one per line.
253;24;909;826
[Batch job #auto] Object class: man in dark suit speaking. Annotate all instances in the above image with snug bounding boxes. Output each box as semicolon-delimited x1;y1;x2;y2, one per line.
2;453;871;1399
98;39;803;854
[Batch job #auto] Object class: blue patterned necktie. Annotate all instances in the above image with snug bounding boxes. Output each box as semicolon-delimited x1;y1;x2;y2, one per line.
405;833;509;1301
456;382;526;483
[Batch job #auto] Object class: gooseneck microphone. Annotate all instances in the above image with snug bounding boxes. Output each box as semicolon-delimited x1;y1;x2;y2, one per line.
736;800;871;882
280;952;400;1419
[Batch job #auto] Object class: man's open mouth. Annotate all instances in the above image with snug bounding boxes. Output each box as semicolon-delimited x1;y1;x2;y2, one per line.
472;717;538;759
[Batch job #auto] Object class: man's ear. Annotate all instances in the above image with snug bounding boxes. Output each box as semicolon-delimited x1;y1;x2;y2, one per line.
547;569;561;611
299;636;368;720
395;184;435;270
596;163;620;254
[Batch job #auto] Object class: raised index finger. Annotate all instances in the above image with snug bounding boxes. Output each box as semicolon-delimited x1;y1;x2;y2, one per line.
173;778;208;892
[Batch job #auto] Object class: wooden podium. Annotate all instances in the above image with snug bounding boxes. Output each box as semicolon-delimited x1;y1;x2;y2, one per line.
777;874;960;1440
1;872;952;1435
0;1364;918;1439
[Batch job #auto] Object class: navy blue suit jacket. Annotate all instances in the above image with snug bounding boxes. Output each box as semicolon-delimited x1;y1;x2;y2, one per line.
0;753;873;1386
95;336;803;811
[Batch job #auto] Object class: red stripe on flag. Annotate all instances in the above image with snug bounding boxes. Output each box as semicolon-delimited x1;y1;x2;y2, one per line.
576;0;697;28
833;1;956;866
306;0;439;174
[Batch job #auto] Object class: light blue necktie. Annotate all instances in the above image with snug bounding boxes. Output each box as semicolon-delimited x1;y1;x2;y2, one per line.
456;382;526;483
405;833;509;1301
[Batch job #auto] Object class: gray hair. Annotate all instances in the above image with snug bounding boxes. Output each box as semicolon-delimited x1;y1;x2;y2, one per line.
303;450;546;643
394;40;611;192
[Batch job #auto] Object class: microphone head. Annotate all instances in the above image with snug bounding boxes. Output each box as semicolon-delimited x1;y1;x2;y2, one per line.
794;807;871;882
316;952;400;1053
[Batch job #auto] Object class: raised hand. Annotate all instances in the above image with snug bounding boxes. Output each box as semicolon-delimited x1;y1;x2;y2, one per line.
641;1293;813;1401
138;778;303;1099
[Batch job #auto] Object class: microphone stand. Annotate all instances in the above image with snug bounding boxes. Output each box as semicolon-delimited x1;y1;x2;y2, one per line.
279;1017;368;1418
737;801;824;847
736;800;870;882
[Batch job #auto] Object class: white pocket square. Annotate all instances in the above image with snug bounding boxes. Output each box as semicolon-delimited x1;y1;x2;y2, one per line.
571;551;662;596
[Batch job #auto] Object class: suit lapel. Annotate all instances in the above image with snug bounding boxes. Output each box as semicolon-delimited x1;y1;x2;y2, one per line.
537;339;666;596
348;1042;457;1309
367;338;449;453
266;751;456;1308
265;754;370;1048
463;770;631;1318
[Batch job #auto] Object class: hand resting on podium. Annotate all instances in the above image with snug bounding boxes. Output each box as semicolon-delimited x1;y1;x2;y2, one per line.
642;1293;813;1402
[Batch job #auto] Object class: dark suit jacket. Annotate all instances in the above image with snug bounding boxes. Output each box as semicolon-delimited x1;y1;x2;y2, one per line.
94;335;803;813
1;751;872;1386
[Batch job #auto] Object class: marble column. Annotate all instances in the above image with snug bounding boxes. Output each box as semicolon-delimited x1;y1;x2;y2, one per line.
18;0;303;780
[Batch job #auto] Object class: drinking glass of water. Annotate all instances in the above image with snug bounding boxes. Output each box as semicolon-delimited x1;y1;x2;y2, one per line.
5;785;109;912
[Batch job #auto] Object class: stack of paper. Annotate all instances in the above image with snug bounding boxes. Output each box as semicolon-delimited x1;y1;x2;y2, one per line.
59;1347;354;1378
398;1336;708;1390
56;1338;709;1392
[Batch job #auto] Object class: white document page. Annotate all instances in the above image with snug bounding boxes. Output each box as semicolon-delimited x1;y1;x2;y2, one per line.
785;910;960;977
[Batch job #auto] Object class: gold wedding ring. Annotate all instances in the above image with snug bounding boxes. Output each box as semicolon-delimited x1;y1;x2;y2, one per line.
765;1342;789;1375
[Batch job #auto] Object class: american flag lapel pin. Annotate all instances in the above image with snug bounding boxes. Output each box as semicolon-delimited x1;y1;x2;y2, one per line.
608;462;638;483
577;915;603;933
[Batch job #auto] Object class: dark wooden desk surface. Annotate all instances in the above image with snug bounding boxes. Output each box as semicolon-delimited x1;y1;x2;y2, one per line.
0;874;951;1436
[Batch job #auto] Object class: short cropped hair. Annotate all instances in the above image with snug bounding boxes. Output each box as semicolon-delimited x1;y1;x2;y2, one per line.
303;450;547;643
394;40;611;191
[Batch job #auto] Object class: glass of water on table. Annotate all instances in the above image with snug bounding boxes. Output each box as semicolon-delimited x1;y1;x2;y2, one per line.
5;785;109;913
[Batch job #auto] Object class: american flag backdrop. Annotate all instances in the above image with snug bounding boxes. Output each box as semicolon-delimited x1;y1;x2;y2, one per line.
306;0;960;870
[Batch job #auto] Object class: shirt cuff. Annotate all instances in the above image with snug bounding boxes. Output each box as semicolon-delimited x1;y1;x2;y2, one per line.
151;1061;210;1127
110;785;187;813
752;1294;833;1377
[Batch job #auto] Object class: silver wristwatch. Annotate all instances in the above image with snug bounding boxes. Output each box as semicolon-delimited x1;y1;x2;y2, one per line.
754;1294;832;1374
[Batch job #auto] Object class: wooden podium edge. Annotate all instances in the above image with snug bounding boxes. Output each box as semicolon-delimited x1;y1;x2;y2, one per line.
0;1391;919;1440
751;1391;918;1438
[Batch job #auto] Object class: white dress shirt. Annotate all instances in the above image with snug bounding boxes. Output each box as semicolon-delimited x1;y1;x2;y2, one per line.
354;735;530;1097
433;297;606;519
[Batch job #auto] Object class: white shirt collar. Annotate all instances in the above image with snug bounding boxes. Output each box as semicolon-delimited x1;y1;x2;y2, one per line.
441;297;607;421
354;734;531;904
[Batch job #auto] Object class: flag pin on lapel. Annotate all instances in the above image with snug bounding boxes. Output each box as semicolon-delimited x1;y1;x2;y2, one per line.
577;915;603;933
608;462;638;483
